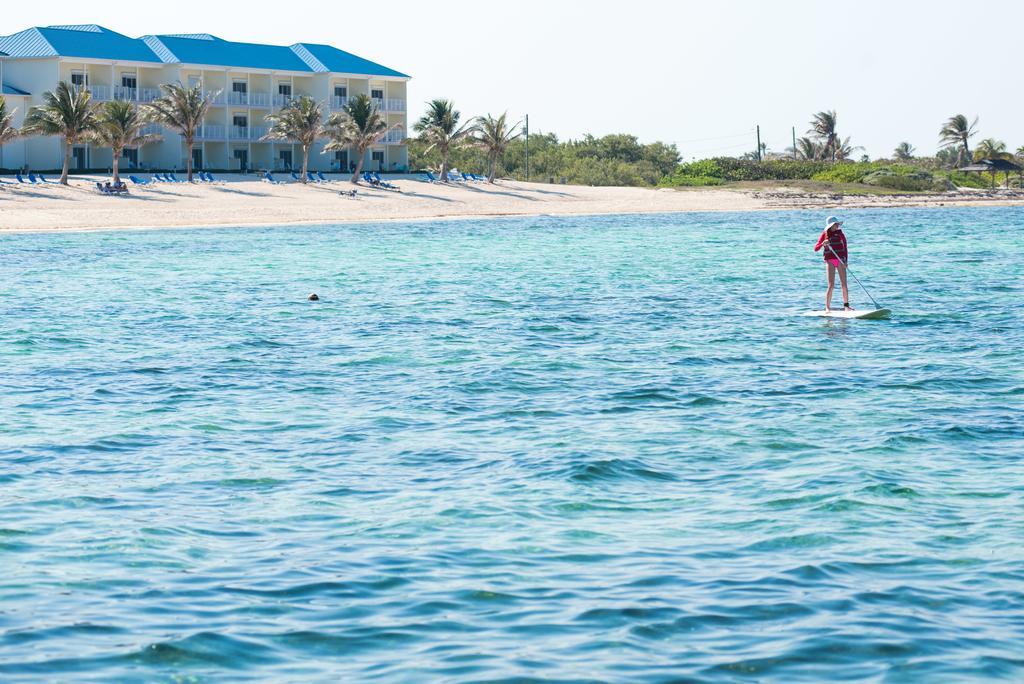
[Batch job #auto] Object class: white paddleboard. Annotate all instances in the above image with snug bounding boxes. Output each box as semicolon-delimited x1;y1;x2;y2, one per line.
803;308;891;320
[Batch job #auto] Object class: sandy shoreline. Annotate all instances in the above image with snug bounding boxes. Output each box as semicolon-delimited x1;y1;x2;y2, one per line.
2;174;1023;233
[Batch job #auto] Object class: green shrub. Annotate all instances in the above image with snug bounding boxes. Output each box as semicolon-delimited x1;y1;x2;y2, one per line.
861;169;949;192
811;163;872;183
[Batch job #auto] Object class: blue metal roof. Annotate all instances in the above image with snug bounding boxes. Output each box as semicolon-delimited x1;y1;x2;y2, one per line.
146;34;311;72
0;25;163;62
3;83;31;96
293;43;409;78
0;25;409;79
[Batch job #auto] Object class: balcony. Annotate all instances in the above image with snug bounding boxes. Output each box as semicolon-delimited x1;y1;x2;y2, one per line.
272;94;297;108
195;125;226;141
380;129;405;145
371;98;406;113
330;95;349;110
229;126;270;141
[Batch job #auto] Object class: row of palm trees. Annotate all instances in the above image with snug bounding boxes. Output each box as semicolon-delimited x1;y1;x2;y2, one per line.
0;83;524;187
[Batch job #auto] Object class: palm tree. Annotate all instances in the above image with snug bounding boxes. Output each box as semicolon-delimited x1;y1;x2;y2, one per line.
938;114;977;167
323;94;401;184
144;82;220;182
22;82;99;184
893;142;915;160
263;96;325;184
790;136;820;160
473;112;521;182
973;138;1010;161
92;100;161;185
1017;145;1024;159
808;110;839;161
0;96;20;170
413;99;475;182
834;137;863;162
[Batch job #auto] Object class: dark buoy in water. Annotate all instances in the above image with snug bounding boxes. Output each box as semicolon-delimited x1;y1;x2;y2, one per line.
308;293;320;301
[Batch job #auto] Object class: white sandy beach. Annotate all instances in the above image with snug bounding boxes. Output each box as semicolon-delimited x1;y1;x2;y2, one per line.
2;174;1023;232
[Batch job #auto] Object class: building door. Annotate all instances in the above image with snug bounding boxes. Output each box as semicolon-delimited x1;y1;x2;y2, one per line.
372;150;385;172
122;148;138;168
72;147;88;170
334;150;349;172
233;149;248;173
279;150;292;170
192;148;203;171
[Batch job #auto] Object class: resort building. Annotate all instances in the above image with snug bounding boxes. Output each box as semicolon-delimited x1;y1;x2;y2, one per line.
0;25;409;173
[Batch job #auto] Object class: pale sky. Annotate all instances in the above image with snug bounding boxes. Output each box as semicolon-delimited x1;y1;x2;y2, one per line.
4;0;1021;159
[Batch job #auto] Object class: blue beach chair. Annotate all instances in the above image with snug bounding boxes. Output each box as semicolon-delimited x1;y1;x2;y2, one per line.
422;171;438;183
129;175;150;186
316;171;333;183
262;171;282;184
16;172;30;184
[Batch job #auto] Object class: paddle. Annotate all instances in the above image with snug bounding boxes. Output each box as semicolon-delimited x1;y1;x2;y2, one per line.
822;241;882;310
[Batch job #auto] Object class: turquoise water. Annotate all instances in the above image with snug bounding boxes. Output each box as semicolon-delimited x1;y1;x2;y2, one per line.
1;207;1023;682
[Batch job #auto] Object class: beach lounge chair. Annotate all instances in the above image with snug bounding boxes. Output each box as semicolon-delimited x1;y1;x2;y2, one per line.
36;173;57;184
168;173;184;183
372;172;399;191
290;172;302;182
262;171;282;184
307;171;322;184
470;173;487;182
203;171;218;183
129;175;150;186
16;172;30;184
316;171;333;183
447;171;465;183
29;173;44;184
362;171;380;186
422;171;438;183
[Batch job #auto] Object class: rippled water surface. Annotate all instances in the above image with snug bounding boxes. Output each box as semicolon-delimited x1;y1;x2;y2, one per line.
2;207;1023;682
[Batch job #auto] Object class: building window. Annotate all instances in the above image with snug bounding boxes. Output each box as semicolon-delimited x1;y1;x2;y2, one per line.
121;74;137;89
188;76;201;88
233;82;247;94
334;86;347;98
371;88;384;99
334;150;348;171
278;83;292;96
279;150;293;169
122;148;138;166
233;115;248;128
71;72;87;86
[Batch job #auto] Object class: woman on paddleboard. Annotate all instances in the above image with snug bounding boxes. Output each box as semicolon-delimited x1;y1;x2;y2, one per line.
814;216;853;312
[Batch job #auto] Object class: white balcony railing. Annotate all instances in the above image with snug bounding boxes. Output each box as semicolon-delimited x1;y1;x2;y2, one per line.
112;86;137;101
227;91;249;106
384;98;406;112
139;88;161;103
141;124;164;136
249;126;269;140
381;129;405;144
331;95;349;110
196;125;227;141
272;94;296;107
249;92;271;108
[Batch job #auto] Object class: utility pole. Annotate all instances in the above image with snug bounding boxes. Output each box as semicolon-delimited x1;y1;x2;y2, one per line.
792;127;797;159
756;125;762;161
524;114;530;182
